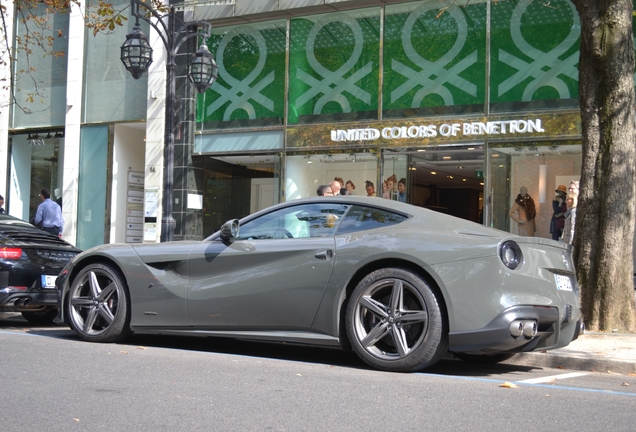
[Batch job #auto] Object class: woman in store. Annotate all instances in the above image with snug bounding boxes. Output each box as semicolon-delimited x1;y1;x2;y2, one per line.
562;193;577;245
509;186;536;236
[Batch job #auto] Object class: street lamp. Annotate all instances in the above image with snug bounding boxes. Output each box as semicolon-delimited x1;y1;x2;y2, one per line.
120;0;218;242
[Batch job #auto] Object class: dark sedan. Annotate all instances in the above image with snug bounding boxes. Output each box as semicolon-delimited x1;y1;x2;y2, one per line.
0;214;81;324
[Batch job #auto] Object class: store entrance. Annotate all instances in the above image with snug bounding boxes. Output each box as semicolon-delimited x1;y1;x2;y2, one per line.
383;144;484;223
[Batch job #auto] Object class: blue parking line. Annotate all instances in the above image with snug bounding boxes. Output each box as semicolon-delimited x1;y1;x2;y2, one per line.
419;372;636;397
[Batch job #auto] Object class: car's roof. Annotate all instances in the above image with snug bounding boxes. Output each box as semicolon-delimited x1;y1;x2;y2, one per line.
0;214;38;228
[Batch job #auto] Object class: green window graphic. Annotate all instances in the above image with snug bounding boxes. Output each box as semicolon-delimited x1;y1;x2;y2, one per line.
383;0;486;118
490;0;580;111
196;21;286;130
288;9;380;125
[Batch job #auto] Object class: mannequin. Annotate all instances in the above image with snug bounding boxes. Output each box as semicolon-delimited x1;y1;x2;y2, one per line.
509;186;536;236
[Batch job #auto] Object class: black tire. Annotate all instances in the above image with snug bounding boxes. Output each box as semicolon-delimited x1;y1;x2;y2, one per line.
345;268;448;372
453;352;517;364
21;308;58;325
67;263;132;343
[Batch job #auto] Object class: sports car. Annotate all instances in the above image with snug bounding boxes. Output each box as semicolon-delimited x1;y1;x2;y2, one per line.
56;196;581;372
0;214;81;324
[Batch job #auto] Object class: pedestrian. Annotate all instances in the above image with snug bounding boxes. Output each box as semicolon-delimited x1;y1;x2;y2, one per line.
329;180;341;195
34;188;64;237
562;193;577;245
317;185;333;196
365;180;375;197
345;180;355;195
550;185;567;241
0;194;4;214
397;178;407;202
568;180;579;196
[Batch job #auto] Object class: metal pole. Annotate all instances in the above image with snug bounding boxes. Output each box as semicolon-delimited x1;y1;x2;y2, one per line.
161;6;176;243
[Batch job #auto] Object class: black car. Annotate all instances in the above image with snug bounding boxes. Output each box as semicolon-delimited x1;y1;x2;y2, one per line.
0;214;81;324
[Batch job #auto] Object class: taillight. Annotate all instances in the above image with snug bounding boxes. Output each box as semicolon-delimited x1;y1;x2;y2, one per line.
0;247;22;259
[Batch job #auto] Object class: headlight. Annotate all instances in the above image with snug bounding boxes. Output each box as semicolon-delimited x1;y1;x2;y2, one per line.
500;241;522;270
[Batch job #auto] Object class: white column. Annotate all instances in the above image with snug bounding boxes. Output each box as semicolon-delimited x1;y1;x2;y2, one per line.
0;2;15;201
62;2;87;245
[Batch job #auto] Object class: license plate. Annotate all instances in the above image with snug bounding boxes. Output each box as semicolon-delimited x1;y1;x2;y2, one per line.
41;275;57;289
555;274;572;291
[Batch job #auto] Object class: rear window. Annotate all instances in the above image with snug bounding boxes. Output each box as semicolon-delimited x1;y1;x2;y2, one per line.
336;205;408;235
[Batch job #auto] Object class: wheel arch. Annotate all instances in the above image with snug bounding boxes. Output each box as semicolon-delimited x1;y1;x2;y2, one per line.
337;258;449;350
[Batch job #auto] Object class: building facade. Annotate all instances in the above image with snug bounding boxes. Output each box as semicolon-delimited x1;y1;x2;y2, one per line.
0;0;603;247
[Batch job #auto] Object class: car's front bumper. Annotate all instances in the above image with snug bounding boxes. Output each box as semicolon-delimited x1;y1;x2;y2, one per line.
449;304;581;355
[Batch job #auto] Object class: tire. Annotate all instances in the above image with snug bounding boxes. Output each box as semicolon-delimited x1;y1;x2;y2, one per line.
345;268;448;372
453;352;517;364
21;308;58;325
67;263;132;343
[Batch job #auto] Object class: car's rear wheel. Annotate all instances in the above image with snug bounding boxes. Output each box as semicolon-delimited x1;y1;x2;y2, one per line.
21;307;58;325
453;352;517;364
67;263;132;343
346;268;447;372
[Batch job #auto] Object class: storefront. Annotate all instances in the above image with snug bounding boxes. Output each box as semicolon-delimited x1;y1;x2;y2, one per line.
189;0;584;240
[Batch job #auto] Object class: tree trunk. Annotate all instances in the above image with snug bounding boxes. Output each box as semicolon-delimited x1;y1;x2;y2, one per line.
572;0;636;331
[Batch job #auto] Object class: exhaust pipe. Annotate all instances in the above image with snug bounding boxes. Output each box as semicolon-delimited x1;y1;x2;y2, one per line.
509;320;523;337
14;298;23;307
22;298;31;307
523;320;537;338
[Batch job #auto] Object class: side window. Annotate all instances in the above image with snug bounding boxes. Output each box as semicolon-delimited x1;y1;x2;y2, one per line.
237;203;349;240
336;205;408;235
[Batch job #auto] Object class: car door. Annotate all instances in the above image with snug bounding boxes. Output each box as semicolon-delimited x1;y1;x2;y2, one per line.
186;202;349;329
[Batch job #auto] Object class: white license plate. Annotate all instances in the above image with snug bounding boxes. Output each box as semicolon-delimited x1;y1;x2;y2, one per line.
41;275;57;289
555;274;572;291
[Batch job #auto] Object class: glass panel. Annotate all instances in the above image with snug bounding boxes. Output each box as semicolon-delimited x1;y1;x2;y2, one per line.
288;9;380;125
490;0;580;112
83;0;149;123
197;20;287;130
12;6;69;128
195;130;283;153
77;125;109;249
198;153;281;237
381;153;408;201
337;205;407;235
488;149;511;231
285;152;379;200
383;0;486;118
237;203;348;240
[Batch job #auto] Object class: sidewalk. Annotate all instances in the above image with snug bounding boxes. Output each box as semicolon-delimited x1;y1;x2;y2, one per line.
502;331;636;375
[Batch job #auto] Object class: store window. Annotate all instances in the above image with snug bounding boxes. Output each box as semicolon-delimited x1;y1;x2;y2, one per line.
488;141;582;240
490;0;580;112
383;0;487;118
197;20;286;130
286;152;379;200
288;9;380;125
8;132;64;222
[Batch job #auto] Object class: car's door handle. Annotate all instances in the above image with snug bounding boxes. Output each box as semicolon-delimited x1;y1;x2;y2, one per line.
315;250;333;260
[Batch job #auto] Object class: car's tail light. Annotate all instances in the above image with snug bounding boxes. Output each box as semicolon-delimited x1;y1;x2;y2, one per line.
0;247;22;259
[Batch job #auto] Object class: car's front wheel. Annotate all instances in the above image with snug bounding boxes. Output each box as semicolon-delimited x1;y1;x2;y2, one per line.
346;268;447;372
67;263;132;343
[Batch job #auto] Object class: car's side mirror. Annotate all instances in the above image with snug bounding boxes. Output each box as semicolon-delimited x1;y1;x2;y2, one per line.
220;219;239;242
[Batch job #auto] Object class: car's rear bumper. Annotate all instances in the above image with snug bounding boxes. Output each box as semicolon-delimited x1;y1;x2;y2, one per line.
0;288;57;312
449;304;581;355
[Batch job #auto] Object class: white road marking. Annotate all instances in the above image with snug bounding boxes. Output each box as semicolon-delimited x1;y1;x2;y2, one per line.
517;371;589;384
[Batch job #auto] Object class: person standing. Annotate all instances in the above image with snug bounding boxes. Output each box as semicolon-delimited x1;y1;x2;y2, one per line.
550;185;567;241
34;189;64;237
562;193;577;245
397;178;407;203
329;180;341;195
365;180;375;197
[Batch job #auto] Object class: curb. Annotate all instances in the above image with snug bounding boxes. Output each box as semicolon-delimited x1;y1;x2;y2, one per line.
503;352;636;375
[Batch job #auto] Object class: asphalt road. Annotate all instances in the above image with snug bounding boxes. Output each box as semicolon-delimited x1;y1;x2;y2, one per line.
1;316;635;431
